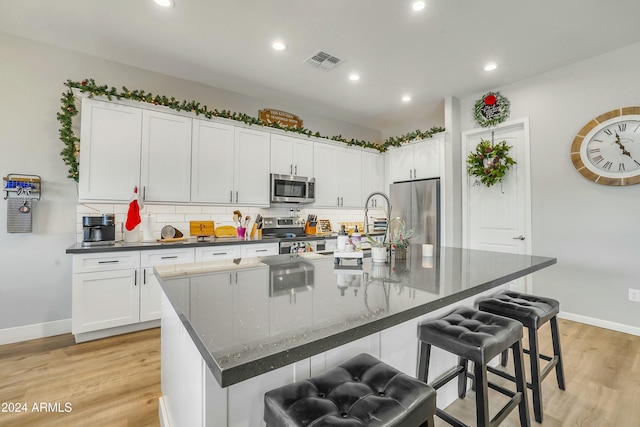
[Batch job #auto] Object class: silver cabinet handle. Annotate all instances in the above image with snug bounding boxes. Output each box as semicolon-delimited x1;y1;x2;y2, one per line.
256;249;268;252
98;260;119;264
142;186;146;201
337;197;340;206
235;191;239;203
410;170;413;179
230;190;233;203
134;270;138;286
212;252;228;256
143;269;147;284
161;255;178;259
340;197;344;206
290;164;293;174
414;168;417;178
513;235;525;240
294;165;297;175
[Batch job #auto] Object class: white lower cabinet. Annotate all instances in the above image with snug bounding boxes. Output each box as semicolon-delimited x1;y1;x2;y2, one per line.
72;252;142;335
140;248;195;322
72;249;194;339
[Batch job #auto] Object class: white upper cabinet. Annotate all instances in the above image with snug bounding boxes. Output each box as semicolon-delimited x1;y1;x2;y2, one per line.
191;120;235;203
313;142;362;207
79;99;142;201
387;137;441;183
361;151;385;208
270;134;314;177
140;110;192;203
234;127;271;206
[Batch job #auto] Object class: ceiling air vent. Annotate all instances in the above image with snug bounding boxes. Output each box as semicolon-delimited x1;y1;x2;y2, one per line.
304;50;344;71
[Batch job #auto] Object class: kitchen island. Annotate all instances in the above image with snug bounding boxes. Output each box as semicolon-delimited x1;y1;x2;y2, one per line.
156;246;556;427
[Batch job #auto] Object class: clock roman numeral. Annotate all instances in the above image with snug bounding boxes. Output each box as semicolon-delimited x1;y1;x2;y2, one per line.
589;148;600;154
603;161;613;170
635;160;640;167
592;155;604;164
618;123;627;131
633;124;640;132
603;128;613;136
619;163;626;171
593;139;604;143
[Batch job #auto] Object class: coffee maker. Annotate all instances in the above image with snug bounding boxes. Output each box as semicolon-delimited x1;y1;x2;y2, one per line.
82;214;116;247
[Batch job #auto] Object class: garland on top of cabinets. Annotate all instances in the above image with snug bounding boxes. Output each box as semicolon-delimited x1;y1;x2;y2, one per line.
57;78;445;182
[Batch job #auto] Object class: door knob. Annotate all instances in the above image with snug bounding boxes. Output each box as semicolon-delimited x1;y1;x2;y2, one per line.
513;235;525;240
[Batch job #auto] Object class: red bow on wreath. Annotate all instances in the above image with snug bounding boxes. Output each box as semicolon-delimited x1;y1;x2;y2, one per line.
484;94;497;106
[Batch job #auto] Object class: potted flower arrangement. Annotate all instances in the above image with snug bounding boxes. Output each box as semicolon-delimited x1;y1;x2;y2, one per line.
388;218;413;260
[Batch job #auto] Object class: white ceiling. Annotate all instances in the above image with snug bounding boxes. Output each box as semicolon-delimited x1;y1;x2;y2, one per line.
3;0;640;132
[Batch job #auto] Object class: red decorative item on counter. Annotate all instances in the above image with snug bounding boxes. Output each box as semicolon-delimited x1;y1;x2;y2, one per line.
125;186;141;231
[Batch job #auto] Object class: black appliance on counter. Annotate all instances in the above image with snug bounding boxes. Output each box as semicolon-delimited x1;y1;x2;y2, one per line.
261;216;326;254
82;214;116;247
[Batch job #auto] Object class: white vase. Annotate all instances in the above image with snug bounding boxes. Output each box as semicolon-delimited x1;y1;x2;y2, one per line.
371;246;387;263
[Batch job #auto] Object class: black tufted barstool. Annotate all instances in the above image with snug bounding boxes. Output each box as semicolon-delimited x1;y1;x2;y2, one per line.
418;306;530;427
477;291;566;423
264;352;437;426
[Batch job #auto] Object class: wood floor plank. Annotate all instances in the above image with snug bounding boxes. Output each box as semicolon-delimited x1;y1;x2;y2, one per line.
0;319;638;426
0;328;160;427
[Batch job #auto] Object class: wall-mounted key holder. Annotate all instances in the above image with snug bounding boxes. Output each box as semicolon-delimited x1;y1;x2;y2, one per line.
4;174;41;233
3;173;42;201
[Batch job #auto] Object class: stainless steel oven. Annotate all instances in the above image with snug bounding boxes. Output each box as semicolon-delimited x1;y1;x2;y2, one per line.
270;174;315;204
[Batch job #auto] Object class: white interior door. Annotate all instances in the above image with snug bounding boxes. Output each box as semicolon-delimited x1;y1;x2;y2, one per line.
461;118;532;292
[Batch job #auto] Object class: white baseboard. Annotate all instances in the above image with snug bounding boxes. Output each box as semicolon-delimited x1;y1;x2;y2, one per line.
559;311;640;337
0;318;72;345
158;397;170;427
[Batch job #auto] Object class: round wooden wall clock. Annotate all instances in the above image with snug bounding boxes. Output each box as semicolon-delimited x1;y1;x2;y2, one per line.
571;107;640;186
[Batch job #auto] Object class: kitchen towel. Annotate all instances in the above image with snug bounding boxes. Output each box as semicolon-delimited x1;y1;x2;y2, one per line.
7;198;32;233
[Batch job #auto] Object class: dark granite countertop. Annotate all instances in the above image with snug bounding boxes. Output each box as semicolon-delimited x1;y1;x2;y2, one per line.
156;245;556;387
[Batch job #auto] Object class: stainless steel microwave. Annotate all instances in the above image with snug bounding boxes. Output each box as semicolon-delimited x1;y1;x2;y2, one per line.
270;174;315;204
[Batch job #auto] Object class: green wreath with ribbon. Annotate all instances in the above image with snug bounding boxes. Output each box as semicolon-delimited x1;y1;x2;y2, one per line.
474;91;510;128
467;139;516;187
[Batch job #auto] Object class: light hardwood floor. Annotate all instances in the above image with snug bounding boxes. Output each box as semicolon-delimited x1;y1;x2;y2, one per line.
0;319;638;426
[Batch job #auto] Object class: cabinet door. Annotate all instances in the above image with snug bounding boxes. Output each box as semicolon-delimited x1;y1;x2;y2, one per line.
292;137;314;177
270;134;295;175
79;99;142;201
72;269;140;334
313;142;340;207
140;248;195;322
362;151;385;208
413;139;441;179
140;267;162;322
387;144;414;183
191;120;235;203
234;127;270;205
339;148;362;207
141;110;192;202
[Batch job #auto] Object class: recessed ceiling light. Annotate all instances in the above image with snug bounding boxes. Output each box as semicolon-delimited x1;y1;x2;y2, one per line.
412;2;426;12
272;41;287;51
349;73;360;81
154;0;175;8
484;63;498;71
402;95;412;102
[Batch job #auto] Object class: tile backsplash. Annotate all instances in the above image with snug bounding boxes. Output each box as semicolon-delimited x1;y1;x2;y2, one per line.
76;203;386;243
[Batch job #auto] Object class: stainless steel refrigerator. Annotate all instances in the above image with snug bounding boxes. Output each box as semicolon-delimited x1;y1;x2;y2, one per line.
390;178;440;246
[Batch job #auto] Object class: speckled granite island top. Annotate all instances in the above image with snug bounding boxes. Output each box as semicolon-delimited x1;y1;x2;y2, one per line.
156;245;556;387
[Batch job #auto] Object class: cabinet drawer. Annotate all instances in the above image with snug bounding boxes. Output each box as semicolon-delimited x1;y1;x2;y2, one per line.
195;245;242;262
73;252;140;273
241;243;278;258
141;248;195;267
